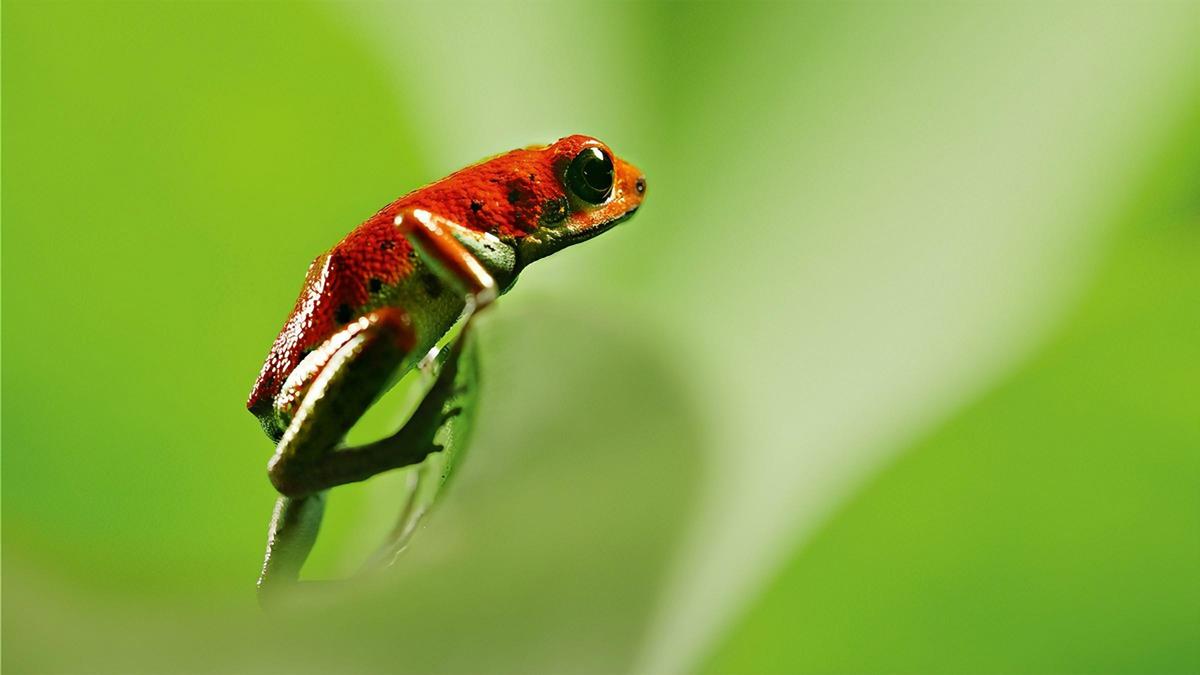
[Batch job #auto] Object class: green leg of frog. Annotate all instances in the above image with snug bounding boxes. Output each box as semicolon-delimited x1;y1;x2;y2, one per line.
257;491;327;598
257;329;475;601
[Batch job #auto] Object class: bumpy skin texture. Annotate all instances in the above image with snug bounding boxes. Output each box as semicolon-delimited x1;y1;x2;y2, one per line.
247;135;644;425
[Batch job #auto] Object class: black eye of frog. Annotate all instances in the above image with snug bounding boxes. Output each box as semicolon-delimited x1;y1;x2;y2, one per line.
565;147;613;205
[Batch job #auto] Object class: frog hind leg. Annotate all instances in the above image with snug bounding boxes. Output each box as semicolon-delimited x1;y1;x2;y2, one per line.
257;492;326;602
256;307;415;602
256;319;477;602
257;209;498;600
265;208;498;499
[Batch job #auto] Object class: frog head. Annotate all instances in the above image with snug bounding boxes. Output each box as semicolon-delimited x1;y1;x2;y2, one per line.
511;134;646;266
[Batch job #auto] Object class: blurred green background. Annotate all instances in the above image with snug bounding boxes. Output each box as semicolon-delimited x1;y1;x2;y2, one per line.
3;2;1198;673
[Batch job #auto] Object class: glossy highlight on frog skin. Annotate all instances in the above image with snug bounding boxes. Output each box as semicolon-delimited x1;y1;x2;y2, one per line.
248;135;645;599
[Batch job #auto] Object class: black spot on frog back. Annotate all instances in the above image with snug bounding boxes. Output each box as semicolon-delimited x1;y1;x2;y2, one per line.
539;197;569;226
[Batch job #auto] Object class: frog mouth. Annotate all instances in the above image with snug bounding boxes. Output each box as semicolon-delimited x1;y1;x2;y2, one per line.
560;205;639;245
515;205;640;269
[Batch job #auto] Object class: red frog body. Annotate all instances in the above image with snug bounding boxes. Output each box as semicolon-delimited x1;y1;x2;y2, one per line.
248;134;645;428
250;134;645;597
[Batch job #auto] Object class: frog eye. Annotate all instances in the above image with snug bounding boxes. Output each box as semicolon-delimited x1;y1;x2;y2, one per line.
566;147;614;205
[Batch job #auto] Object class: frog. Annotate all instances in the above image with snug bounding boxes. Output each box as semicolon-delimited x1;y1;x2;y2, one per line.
247;134;646;599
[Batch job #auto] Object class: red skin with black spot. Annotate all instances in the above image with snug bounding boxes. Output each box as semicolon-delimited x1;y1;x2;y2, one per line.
247;135;643;415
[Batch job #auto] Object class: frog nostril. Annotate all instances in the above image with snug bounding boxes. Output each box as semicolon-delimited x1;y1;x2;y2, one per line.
635;176;646;195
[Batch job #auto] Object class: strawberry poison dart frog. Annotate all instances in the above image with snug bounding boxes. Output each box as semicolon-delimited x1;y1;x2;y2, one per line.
248;135;646;597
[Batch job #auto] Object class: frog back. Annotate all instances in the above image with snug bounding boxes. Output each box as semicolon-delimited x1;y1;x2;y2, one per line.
246;216;463;416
